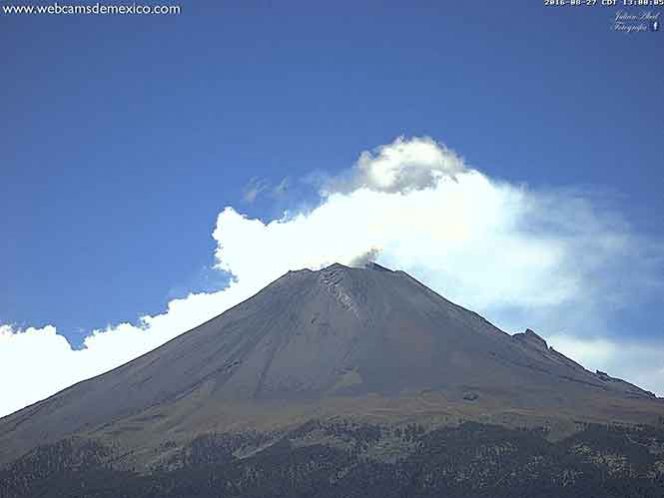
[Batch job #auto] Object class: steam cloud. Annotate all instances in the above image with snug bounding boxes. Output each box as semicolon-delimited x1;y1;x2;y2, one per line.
348;248;382;268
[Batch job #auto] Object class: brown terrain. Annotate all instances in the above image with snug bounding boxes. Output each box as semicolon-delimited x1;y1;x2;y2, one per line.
0;262;662;472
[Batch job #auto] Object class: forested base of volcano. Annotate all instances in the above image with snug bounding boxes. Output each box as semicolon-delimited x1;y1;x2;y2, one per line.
2;421;664;498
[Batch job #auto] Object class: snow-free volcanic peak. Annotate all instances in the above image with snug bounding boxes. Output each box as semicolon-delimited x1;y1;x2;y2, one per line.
0;263;660;470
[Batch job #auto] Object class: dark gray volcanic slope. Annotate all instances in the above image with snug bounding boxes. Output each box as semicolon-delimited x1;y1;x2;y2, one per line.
0;263;661;467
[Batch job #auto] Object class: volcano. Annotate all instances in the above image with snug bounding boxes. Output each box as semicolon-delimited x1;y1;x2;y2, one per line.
1;263;662;497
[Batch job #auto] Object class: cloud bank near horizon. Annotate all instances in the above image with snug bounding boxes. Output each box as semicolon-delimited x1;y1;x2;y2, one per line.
1;136;662;418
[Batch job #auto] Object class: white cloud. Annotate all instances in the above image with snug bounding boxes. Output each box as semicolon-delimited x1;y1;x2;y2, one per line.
1;136;662;418
242;177;269;203
242;176;291;203
328;136;466;193
548;334;664;396
0;284;260;418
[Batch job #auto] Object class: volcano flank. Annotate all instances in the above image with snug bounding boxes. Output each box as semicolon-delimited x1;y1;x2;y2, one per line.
1;263;663;497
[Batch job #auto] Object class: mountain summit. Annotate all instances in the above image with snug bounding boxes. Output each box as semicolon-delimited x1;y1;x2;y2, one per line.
0;263;661;474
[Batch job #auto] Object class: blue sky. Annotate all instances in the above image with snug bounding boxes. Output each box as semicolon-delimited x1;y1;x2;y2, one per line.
1;1;663;413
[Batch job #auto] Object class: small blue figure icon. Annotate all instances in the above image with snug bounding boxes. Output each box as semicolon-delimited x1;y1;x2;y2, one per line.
652;20;660;32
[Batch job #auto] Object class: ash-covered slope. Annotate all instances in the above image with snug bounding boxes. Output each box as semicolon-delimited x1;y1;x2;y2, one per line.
0;263;660;467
